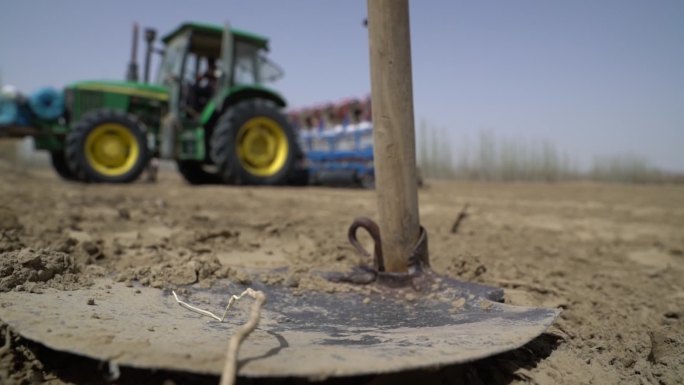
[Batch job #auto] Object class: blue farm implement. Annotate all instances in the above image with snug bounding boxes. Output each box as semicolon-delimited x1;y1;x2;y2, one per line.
288;97;376;187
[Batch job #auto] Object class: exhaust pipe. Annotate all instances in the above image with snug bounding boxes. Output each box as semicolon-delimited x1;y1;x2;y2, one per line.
126;23;140;82
143;28;157;84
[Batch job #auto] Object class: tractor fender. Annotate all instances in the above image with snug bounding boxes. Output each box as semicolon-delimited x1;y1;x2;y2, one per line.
200;85;287;127
220;87;286;110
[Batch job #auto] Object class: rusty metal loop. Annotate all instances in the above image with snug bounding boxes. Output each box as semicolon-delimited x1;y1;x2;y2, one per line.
348;217;385;272
407;226;430;273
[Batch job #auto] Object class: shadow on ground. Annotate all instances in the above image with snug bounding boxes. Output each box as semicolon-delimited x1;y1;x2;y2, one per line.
2;332;562;385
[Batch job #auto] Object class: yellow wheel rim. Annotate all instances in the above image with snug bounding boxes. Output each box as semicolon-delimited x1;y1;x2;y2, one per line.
236;117;289;177
84;123;140;177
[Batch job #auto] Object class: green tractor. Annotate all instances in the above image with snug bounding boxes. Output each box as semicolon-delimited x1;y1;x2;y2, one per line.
0;22;303;185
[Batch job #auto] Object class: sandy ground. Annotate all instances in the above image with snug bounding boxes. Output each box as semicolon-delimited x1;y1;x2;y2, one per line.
0;149;682;384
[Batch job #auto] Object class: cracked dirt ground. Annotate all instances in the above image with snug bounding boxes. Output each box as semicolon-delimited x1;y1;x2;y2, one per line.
0;148;682;385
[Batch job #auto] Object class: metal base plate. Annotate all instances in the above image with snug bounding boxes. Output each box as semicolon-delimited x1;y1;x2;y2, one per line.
0;278;559;379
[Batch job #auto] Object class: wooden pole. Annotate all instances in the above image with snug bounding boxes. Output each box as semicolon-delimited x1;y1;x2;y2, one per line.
367;0;420;272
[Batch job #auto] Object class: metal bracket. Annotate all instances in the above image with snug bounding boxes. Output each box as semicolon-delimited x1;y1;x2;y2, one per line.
327;217;437;290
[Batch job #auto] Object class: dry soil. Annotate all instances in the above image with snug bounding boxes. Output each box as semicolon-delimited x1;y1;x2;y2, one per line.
0;150;682;385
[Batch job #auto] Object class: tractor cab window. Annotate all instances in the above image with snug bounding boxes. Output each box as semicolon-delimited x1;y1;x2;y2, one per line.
162;31;222;115
258;55;284;83
233;42;283;85
157;34;190;86
188;55;219;112
234;42;258;85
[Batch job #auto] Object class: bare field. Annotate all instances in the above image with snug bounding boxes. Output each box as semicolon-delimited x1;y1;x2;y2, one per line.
0;156;683;385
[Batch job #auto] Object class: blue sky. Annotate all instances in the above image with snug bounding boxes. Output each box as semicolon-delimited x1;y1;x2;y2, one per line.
1;1;682;171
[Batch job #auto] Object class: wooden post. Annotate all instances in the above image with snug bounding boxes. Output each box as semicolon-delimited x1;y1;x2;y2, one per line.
367;0;420;272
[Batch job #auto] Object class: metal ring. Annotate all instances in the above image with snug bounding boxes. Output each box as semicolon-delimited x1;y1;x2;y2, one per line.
347;217;385;272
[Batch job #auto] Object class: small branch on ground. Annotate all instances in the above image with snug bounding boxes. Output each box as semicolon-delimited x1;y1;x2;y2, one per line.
220;290;266;385
451;203;470;234
172;288;261;322
171;289;266;385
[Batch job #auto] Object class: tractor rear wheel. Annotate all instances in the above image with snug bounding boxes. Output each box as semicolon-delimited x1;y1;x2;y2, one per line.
210;99;298;185
176;160;221;185
49;150;77;181
66;109;148;183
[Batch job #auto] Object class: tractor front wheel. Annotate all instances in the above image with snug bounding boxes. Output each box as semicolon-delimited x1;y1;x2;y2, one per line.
210;99;298;185
66;110;148;183
49;150;78;181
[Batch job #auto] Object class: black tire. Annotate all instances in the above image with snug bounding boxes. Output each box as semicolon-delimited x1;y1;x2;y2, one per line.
176;160;221;184
65;109;148;183
49;150;78;181
288;167;310;186
210;99;298;185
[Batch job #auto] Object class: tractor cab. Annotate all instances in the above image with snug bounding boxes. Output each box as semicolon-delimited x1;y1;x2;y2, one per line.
1;21;300;186
157;23;284;123
154;22;299;186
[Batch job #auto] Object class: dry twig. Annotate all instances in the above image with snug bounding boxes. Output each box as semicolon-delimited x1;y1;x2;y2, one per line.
172;288;261;322
219;290;266;385
450;203;470;234
171;289;266;385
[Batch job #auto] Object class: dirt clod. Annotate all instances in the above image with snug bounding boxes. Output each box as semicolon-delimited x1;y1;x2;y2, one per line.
81;241;101;257
0;248;89;292
117;208;131;220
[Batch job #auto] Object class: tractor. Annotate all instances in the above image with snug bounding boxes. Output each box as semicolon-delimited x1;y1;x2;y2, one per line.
0;22;304;185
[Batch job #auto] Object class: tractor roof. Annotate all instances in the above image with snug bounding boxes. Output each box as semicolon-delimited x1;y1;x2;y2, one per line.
162;22;269;50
